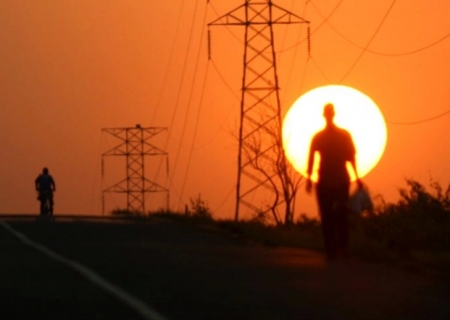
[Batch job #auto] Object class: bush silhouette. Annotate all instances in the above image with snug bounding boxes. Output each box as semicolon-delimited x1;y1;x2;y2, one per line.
365;179;450;251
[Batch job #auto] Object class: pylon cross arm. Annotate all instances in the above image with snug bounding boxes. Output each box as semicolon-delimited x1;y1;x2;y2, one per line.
208;2;309;27
208;4;246;26
271;3;310;24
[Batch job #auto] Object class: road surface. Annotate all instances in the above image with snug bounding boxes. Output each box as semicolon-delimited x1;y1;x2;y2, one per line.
0;216;449;319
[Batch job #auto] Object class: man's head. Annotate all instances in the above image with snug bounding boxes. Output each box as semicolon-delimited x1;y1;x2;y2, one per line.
323;103;335;123
43;167;49;174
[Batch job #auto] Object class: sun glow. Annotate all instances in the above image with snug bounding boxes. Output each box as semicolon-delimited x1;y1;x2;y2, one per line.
282;85;387;182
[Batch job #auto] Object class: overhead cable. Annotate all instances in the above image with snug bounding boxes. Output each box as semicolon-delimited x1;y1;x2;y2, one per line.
339;0;398;83
177;3;211;209
275;0;344;53
152;0;186;121
310;1;450;57
387;108;450;125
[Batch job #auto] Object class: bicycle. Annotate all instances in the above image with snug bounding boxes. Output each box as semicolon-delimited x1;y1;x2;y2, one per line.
37;191;54;220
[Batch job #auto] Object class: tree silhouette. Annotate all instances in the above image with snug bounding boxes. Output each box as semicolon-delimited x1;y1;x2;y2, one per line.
240;113;302;225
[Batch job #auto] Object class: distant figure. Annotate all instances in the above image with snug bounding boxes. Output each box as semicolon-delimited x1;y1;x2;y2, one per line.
306;103;361;260
35;167;56;216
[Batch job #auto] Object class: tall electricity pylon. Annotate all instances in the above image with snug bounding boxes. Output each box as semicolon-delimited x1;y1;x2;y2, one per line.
101;125;169;214
209;1;309;221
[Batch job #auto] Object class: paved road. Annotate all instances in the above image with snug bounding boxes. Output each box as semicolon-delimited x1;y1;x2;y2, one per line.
1;217;449;319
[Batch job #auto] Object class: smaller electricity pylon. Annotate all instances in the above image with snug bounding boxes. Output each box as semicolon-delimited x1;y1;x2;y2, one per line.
101;125;169;214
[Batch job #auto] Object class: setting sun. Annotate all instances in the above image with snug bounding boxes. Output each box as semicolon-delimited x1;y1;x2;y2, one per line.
282;85;387;182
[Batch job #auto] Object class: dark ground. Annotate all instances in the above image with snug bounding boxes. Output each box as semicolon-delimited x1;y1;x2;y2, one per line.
0;215;449;320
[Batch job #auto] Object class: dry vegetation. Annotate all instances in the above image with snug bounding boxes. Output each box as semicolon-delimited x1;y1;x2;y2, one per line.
116;180;450;279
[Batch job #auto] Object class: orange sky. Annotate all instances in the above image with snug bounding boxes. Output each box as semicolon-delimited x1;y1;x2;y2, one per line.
1;0;450;219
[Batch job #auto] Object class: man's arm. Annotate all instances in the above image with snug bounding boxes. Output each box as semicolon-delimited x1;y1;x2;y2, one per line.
347;135;363;189
51;176;56;191
350;158;363;189
350;156;358;179
306;140;316;193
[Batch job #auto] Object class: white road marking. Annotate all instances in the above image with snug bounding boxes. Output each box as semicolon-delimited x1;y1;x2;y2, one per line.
0;221;169;320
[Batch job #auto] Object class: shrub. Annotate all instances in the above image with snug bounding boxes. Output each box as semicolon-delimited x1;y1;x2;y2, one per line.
363;179;450;251
189;194;212;219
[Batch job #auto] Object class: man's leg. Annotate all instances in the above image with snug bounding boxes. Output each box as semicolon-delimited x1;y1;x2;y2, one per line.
317;184;338;260
335;184;350;256
39;200;45;215
49;198;54;215
38;191;45;215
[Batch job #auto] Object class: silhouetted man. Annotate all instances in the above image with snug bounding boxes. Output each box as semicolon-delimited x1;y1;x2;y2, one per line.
35;167;56;216
306;103;361;260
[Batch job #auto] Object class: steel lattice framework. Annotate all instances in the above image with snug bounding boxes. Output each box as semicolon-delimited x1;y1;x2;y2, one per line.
209;1;309;221
101;125;169;214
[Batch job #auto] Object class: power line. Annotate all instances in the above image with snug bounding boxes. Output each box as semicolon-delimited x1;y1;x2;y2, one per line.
176;62;210;209
305;0;404;84
210;59;241;101
296;57;311;100
365;32;450;56
307;1;450;126
187;62;237;151
275;0;344;54
158;58;238;155
387;108;450;125
209;1;243;45
310;56;332;83
151;0;186;122
310;1;450;57
339;0;397;83
154;0;200;194
176;3;211;209
281;0;310;106
278;0;300;54
212;185;235;213
150;0;201;210
169;0;204;188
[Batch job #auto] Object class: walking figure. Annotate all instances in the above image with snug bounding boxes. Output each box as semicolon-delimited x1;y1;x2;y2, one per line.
35;167;56;216
306;103;361;260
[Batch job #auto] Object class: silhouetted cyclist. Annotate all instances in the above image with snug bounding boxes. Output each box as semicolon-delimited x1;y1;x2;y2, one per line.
35;167;56;216
306;103;361;260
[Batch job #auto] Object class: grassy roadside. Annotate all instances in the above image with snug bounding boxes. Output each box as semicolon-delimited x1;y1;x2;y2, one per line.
147;210;450;282
112;179;450;281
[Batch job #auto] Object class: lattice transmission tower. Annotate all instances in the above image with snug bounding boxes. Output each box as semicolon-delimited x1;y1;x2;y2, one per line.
208;1;309;221
101;125;169;214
